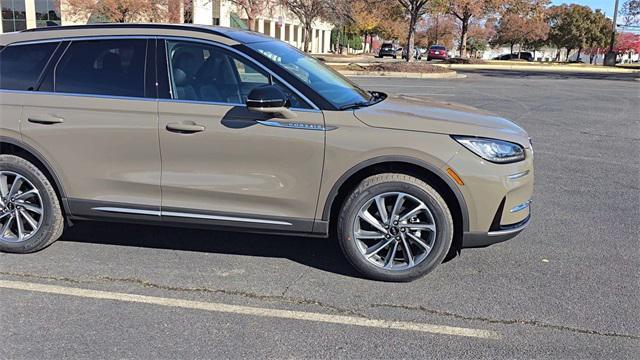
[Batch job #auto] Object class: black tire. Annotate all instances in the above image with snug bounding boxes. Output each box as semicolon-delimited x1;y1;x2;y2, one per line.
393;55;397;59
0;155;64;253
427;57;432;61
337;173;453;282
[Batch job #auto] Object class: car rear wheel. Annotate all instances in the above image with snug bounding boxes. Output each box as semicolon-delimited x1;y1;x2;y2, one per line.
337;173;453;282
0;155;64;253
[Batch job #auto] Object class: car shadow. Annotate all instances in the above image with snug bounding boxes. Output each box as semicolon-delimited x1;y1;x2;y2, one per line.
60;221;362;278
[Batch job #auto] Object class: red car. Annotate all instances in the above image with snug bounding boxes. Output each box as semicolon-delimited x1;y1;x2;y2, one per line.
427;45;448;61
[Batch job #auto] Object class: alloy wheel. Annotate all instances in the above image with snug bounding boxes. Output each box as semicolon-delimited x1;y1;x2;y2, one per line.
0;171;44;243
352;192;437;271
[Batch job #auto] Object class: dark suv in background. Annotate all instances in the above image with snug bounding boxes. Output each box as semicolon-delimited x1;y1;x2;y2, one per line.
377;43;401;59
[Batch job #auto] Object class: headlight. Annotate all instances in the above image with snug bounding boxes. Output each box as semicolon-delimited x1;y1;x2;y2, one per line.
452;136;525;164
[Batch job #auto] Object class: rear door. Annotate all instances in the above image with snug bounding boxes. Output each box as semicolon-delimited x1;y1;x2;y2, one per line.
157;39;325;232
20;38;161;218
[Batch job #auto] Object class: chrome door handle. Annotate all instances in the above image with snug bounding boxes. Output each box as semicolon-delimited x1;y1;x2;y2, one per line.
28;116;65;125
166;122;206;134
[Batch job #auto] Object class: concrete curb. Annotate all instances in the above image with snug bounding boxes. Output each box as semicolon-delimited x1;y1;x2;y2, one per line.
336;70;465;79
434;63;640;74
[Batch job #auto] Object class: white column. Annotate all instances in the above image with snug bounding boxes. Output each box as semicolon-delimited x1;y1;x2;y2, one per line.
323;30;331;54
193;0;213;25
25;0;37;29
257;19;265;33
269;20;276;39
297;26;303;50
288;24;295;45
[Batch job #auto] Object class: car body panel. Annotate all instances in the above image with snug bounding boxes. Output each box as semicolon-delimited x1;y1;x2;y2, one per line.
158;101;325;224
353;95;531;147
19;93;162;208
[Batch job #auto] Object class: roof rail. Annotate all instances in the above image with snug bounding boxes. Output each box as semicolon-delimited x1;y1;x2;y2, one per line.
21;23;231;39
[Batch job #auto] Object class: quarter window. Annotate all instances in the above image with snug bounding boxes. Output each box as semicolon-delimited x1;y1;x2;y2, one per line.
55;39;147;98
166;40;310;108
0;42;58;90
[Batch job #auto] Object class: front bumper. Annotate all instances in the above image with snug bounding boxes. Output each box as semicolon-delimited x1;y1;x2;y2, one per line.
462;213;530;248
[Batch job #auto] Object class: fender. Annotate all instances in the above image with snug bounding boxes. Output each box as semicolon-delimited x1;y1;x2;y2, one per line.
321;155;470;232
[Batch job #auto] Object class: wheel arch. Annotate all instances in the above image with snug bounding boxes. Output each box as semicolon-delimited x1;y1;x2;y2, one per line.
0;137;70;217
322;156;469;251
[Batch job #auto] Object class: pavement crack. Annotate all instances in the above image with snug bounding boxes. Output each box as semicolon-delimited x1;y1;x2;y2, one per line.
368;303;640;341
280;268;309;297
0;271;365;318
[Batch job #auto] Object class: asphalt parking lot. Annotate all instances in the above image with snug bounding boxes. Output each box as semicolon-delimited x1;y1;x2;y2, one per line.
1;70;639;359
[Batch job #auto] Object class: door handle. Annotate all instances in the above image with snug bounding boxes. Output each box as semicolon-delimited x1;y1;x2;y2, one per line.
28;116;65;125
166;122;206;134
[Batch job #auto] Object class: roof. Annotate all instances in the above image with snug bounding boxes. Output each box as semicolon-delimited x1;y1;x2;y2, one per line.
1;23;276;46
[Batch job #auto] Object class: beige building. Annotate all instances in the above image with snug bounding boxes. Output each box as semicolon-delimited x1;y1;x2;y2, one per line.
1;0;333;53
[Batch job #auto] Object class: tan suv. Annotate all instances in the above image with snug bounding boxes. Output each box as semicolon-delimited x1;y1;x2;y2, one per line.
0;24;533;281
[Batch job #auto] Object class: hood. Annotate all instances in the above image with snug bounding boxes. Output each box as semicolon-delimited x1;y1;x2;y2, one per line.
353;95;530;147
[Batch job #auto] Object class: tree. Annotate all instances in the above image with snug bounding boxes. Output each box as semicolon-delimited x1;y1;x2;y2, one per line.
447;0;500;57
65;0;166;23
423;15;457;48
620;0;640;26
280;0;326;52
615;32;640;54
229;0;274;31
492;0;549;57
584;10;612;63
397;0;431;62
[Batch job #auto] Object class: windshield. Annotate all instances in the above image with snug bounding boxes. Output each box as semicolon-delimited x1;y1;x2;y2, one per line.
247;41;372;110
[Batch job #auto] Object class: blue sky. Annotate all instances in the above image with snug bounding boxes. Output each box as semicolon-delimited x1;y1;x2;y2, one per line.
551;0;615;17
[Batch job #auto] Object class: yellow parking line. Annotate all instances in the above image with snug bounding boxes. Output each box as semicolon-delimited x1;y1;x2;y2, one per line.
0;279;499;339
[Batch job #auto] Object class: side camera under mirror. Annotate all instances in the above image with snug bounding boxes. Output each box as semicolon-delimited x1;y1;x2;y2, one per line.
246;85;297;119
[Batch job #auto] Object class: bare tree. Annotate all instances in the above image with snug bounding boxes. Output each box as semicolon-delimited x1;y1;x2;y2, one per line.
229;0;274;30
397;0;430;62
280;0;326;52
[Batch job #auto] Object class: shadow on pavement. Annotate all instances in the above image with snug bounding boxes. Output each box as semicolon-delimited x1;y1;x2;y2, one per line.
458;69;640;82
60;221;362;278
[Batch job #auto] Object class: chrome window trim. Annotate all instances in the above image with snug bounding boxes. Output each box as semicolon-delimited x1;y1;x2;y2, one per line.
161;36;320;111
0;89;158;102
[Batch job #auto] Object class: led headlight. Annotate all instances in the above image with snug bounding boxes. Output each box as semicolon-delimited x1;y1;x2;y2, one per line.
452;136;525;164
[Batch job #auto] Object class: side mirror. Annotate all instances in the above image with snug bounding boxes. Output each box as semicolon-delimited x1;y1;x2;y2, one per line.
246;85;297;119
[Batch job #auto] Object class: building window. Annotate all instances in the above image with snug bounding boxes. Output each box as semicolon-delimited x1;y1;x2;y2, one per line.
35;0;60;27
263;20;270;36
284;24;290;42
1;0;27;32
293;25;298;42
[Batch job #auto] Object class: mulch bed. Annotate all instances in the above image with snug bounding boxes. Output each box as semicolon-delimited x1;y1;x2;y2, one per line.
345;62;451;73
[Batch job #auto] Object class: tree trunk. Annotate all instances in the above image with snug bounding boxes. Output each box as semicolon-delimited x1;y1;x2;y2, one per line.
576;47;582;62
566;48;573;62
459;20;468;58
510;43;514;55
304;23;312;53
555;48;561;62
406;12;417;63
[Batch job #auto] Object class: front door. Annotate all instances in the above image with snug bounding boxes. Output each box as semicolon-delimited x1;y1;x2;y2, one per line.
158;39;325;232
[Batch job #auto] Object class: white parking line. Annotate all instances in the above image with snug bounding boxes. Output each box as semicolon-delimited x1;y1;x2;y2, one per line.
0;279;498;340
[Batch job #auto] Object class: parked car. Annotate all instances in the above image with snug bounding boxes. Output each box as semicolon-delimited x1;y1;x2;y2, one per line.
427;45;449;61
493;52;534;62
378;43;402;59
0;24;533;282
402;47;423;60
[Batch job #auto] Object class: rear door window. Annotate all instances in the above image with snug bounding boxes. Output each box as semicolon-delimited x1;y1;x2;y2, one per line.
54;39;147;97
0;42;58;90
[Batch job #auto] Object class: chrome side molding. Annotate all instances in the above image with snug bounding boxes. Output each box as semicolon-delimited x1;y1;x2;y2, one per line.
92;207;292;226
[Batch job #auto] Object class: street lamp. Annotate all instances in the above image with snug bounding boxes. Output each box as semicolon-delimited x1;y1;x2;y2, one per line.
604;0;620;66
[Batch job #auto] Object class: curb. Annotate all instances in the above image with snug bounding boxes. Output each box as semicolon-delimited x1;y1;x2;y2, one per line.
337;70;465;79
434;63;640;74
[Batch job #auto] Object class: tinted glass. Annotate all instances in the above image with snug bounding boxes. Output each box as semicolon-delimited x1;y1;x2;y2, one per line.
248;40;370;109
0;42;57;90
55;39;147;97
166;40;310;108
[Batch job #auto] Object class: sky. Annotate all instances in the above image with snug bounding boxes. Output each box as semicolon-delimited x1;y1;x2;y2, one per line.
551;0;616;17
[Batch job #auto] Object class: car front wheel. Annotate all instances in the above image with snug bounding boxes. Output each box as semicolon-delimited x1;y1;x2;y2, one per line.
337;173;453;282
0;155;64;253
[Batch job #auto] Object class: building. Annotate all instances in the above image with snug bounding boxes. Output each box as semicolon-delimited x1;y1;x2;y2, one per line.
0;0;333;54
